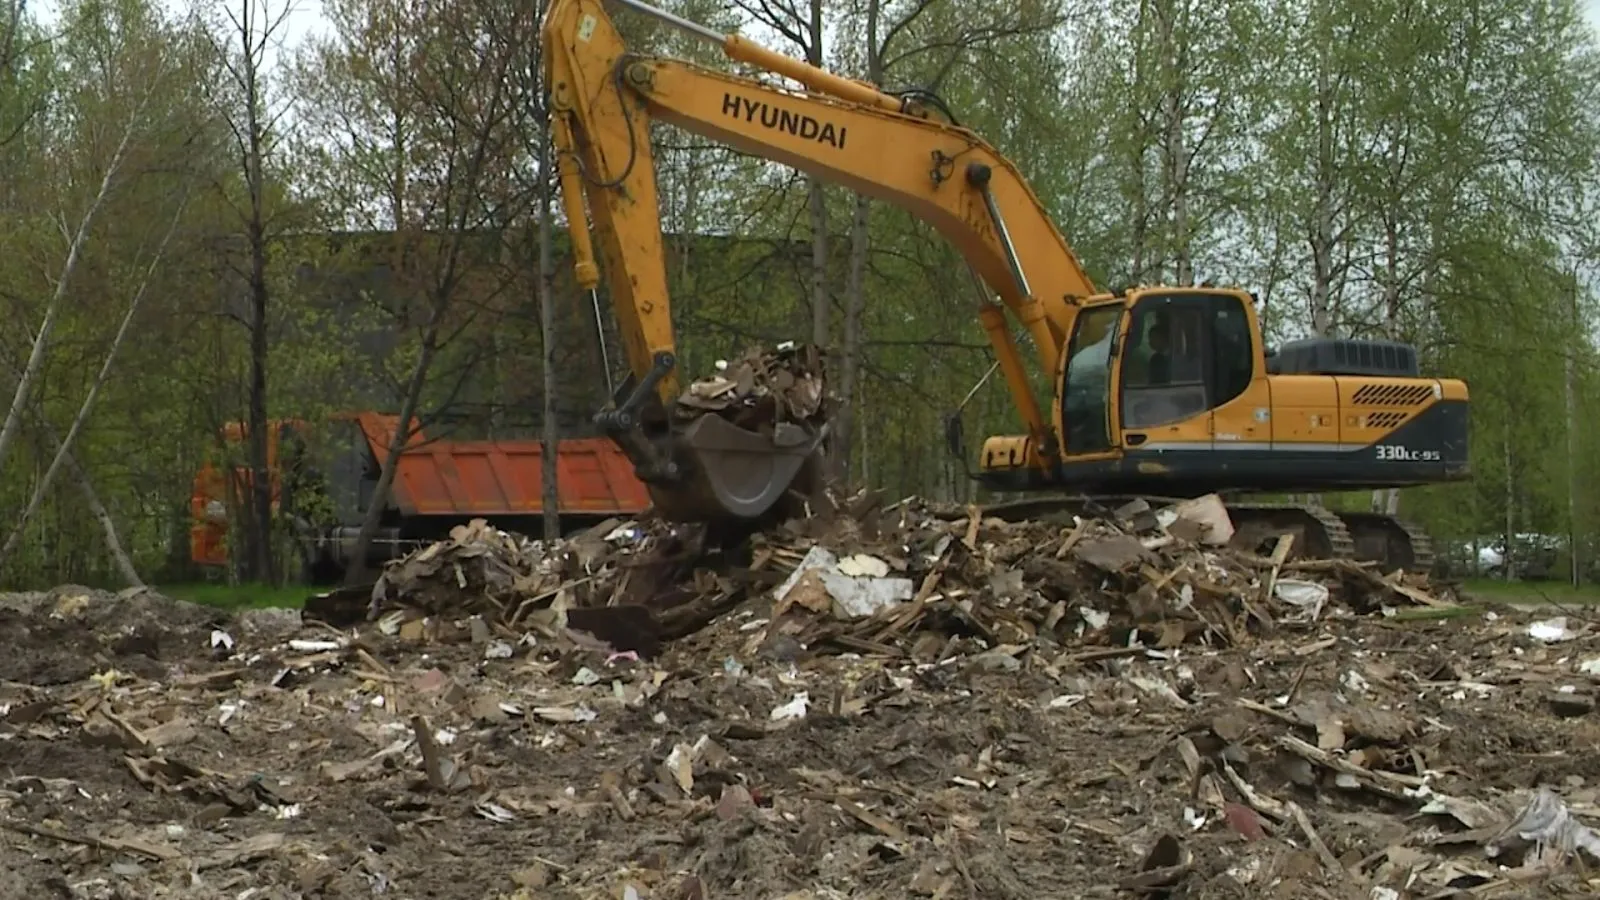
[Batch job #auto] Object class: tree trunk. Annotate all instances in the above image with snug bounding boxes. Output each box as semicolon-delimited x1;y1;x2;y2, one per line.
1157;7;1190;284
1308;38;1336;338
805;0;829;354
0;357;142;587
1372;201;1402;516
832;0;881;485
808;183;829;347
538;113;561;541
343;319;443;585
73;452;142;586
216;0;287;586
1568;272;1581;586
1503;432;1514;582
1123;13;1153;286
835;193;869;483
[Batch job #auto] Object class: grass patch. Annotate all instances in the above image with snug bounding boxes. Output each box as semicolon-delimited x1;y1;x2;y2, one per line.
1457;578;1600;607
159;582;311;610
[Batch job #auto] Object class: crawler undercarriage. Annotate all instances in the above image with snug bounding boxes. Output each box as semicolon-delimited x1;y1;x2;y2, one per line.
975;495;1435;575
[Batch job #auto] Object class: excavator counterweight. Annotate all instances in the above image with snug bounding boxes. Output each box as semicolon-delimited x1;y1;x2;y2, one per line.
541;0;1470;570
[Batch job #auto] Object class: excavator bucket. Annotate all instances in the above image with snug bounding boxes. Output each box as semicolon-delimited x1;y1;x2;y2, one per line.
647;414;827;522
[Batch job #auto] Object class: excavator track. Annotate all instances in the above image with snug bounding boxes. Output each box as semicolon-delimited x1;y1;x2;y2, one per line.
1225;502;1356;564
970;496;1433;575
1396;518;1436;573
1325;512;1436;575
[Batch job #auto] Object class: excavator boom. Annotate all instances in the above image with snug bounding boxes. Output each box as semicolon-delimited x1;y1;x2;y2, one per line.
542;0;1095;520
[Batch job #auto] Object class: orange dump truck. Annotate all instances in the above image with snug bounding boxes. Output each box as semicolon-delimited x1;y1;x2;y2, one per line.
190;412;651;582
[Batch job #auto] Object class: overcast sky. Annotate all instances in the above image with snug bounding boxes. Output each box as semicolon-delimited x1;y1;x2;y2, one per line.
23;0;1600;70
272;0;1600;59
18;0;1600;125
52;0;1600;66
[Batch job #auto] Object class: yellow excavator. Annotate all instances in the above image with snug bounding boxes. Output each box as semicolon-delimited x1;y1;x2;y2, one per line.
541;0;1471;572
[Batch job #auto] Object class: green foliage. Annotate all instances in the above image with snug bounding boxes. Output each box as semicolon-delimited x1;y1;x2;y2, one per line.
3;0;1600;589
160;580;308;609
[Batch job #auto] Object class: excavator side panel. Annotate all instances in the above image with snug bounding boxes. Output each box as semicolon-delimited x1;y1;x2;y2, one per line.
1269;376;1343;451
1117;409;1213;459
1209;383;1273;450
1336;376;1445;456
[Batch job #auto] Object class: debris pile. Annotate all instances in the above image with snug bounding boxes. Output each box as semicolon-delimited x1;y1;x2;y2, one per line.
363;517;655;621
5;578;1600;898
353;490;1459;664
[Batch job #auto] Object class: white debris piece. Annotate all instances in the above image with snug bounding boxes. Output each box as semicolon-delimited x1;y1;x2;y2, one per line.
1171;493;1235;546
1274;579;1330;621
836;554;890;578
1486;788;1600;863
770;692;809;721
1529;617;1577;643
773;546;913;619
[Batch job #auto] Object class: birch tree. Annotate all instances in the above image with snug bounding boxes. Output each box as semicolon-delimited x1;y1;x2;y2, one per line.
0;0;204;481
0;193;193;570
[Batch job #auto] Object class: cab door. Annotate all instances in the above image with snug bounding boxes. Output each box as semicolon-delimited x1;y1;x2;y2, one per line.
1117;295;1216;453
1115;291;1268;453
1205;294;1271;452
1058;302;1126;460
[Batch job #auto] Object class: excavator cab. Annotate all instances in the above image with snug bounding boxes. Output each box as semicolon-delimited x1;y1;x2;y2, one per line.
988;287;1291;491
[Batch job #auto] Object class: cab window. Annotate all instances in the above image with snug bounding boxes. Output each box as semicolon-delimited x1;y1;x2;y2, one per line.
1120;294;1255;430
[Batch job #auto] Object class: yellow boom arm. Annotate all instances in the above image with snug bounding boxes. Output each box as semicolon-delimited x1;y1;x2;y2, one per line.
543;0;1098;448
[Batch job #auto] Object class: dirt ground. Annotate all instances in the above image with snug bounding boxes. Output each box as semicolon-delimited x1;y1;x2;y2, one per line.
4;581;1600;900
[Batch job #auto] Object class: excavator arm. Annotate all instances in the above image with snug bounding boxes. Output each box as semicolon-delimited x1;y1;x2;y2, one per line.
542;0;1097;521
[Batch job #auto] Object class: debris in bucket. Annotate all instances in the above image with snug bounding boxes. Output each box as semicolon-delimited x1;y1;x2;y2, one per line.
11;494;1600;898
675;342;828;430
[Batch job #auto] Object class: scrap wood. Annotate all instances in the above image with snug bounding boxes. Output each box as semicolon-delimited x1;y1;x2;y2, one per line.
93;708;149;752
1176;736;1225;808
1235;697;1300;727
1276;734;1424;799
6;575;1600;899
1219;759;1285;822
361;483;1446;657
836;796;905;840
195;832;287;871
1285;801;1347;880
1384;572;1456;609
1055;518;1089;559
0;816;178;861
872;540;953;642
411;715;468;793
1119;833;1192;893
